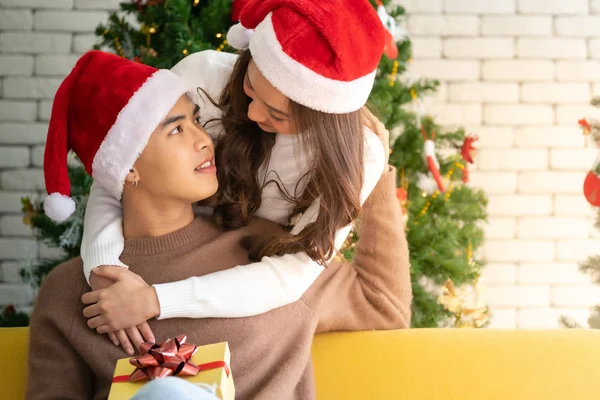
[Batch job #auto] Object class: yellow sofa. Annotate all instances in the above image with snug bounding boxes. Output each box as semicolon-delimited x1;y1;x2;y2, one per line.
2;327;600;399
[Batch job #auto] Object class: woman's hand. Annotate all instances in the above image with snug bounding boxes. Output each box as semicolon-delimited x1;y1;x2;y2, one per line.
361;107;390;168
89;269;134;352
83;266;159;354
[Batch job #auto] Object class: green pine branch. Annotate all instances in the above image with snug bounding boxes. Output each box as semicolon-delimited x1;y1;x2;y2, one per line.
0;306;30;328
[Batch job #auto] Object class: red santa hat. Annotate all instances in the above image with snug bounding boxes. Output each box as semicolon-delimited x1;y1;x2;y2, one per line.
227;0;387;114
43;50;186;222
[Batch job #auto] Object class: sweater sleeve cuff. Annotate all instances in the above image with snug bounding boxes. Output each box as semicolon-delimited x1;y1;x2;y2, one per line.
153;279;199;320
82;243;128;286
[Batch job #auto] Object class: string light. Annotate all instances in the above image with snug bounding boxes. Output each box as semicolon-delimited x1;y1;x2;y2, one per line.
416;190;439;221
182;49;189;55
216;33;222;38
467;241;473;263
193;0;200;5
415;161;465;220
113;37;125;58
216;39;228;52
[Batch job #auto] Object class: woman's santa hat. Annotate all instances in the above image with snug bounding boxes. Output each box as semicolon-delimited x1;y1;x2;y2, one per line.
43;50;186;222
227;0;387;114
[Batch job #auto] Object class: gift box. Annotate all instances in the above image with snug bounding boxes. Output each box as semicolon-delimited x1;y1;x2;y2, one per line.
108;335;234;400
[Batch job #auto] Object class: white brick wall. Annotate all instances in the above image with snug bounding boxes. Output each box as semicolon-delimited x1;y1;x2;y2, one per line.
516;38;588;59
481;16;552;35
443;38;515;58
449;83;519;103
0;0;111;308
407;15;479;35
0;1;599;327
518;0;589;15
34;10;108;32
398;0;600;328
444;0;516;14
556;61;600;81
482;60;555;81
0;10;33;31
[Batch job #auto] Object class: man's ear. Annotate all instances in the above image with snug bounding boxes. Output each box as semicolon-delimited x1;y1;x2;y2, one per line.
124;167;140;184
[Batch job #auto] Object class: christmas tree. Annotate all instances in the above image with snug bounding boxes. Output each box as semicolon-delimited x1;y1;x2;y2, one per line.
582;207;600;328
569;106;600;328
5;0;488;328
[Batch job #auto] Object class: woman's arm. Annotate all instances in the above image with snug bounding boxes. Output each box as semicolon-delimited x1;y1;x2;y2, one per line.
153;253;324;318
81;182;127;284
308;167;412;332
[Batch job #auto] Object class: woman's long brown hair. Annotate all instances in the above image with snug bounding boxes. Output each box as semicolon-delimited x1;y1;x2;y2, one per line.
206;49;365;265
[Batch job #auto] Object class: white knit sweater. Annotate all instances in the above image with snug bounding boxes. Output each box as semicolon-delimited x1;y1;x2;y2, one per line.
81;50;385;319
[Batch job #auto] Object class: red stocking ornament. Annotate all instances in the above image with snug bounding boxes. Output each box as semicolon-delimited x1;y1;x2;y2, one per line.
422;127;445;193
584;155;600;207
578;117;600;207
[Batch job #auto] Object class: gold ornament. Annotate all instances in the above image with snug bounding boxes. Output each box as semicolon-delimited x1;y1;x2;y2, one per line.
139;46;158;60
21;197;38;227
141;23;158;47
438;278;489;328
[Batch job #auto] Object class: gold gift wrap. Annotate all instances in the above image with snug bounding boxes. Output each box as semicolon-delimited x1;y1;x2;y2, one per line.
108;340;234;400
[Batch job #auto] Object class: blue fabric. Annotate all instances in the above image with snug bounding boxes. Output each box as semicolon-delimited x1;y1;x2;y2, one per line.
131;376;220;400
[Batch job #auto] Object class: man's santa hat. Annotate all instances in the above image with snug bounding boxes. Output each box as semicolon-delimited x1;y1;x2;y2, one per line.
227;0;387;114
43;50;186;222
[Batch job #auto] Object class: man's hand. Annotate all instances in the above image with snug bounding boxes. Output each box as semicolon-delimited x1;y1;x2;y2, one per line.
361;107;390;169
83;266;159;355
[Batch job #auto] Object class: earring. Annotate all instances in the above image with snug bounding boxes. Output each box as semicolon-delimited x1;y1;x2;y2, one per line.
132;180;139;188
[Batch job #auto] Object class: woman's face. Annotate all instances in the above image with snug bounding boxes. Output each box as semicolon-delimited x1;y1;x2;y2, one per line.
129;95;218;204
243;60;297;135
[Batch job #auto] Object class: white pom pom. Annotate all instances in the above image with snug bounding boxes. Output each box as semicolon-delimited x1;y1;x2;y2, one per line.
44;192;76;223
227;23;253;49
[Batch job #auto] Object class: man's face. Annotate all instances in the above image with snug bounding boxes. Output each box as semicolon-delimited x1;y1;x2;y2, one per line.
131;95;218;204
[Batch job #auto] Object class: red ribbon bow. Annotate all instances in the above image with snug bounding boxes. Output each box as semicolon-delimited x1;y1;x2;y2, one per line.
112;334;230;383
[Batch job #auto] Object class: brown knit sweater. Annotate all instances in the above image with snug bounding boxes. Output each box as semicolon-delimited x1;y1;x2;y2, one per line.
26;168;411;400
